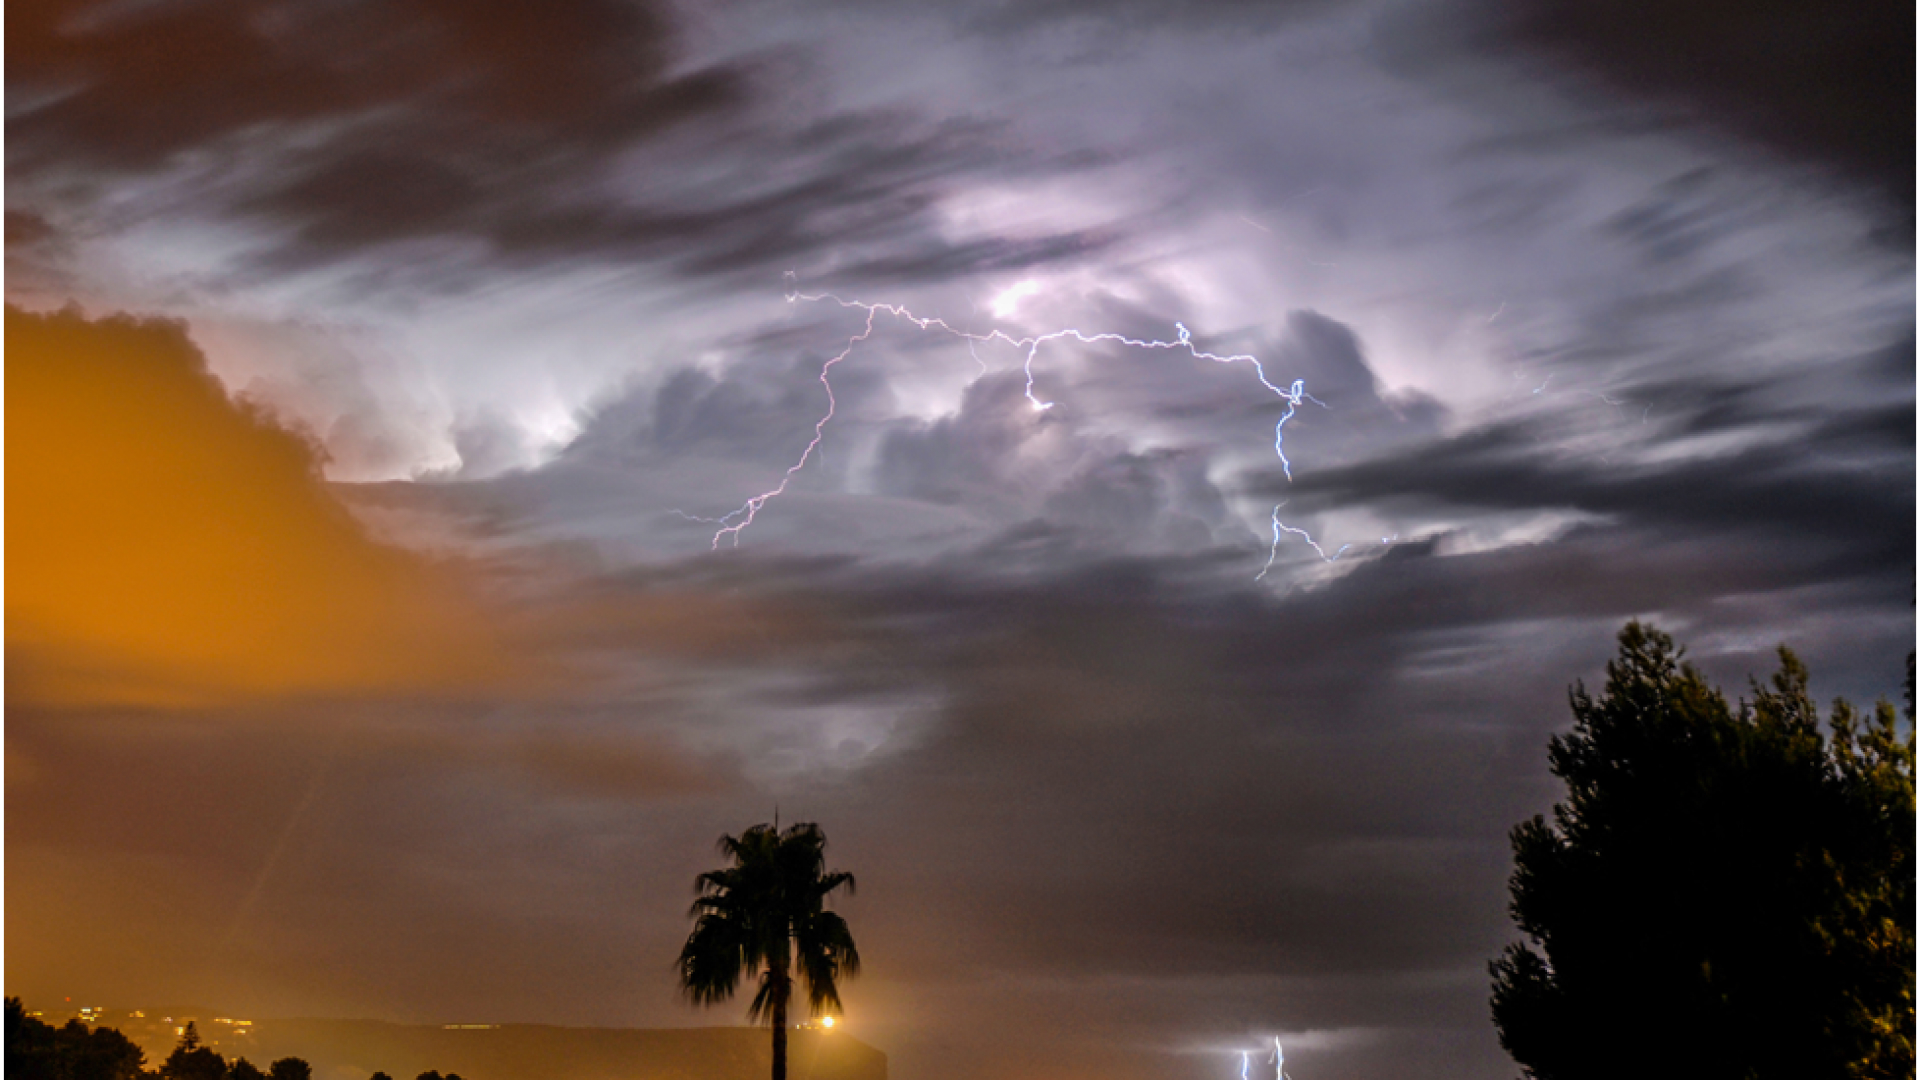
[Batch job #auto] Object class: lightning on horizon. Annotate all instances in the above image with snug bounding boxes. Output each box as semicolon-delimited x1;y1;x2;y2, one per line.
1238;1036;1289;1080
681;280;1353;574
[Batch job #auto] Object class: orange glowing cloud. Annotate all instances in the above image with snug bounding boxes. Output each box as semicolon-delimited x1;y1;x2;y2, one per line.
6;305;515;707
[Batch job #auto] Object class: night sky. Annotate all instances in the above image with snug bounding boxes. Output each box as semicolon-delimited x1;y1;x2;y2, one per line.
7;1;1914;1077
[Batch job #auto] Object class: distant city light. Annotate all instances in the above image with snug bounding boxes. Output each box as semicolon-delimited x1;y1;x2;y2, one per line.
821;1017;835;1029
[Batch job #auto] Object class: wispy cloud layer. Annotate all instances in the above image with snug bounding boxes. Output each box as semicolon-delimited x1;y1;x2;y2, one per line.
6;0;1911;1076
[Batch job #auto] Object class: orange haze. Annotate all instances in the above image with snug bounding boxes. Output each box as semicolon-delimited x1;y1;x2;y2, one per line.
6;304;515;707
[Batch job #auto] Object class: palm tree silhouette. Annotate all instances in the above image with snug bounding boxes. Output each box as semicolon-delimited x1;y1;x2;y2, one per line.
677;821;861;1080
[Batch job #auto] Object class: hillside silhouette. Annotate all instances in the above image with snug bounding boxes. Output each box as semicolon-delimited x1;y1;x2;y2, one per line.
32;1010;883;1080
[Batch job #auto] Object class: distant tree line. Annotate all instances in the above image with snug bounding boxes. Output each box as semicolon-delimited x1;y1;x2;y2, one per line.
7;1000;464;1080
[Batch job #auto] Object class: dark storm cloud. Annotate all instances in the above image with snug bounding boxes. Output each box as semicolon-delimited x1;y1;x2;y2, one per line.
813;224;1123;286
1384;0;1914;231
368;490;1900;1075
1026;297;1449;468
7;0;739;171
499;301;1911;1055
4;0;714;273
235;111;1111;282
14;473;1909;1078
1485;0;1914;213
1270;310;1375;400
874;371;1247;548
592;297;1433;565
1602;167;1747;265
10;2;1913;1077
873;374;1079;508
753;496;1902;742
351;298;1455;569
4;208;75;294
668;499;1903;1030
1261;356;1915;572
7;0;1113;283
6;208;60;250
1040;446;1231;550
962;0;1338;36
419;315;920;542
587;366;870;469
465;299;1430;560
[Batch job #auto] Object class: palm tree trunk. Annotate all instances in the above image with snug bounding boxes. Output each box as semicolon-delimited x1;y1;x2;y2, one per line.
770;966;790;1080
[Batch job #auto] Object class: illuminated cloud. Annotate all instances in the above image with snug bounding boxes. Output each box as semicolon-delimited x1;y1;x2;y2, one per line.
5;305;517;706
2;0;1910;1077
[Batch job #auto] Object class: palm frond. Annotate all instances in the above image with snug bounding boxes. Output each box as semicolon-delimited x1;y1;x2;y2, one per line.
794;909;860;1016
677;913;749;1006
676;821;860;1024
745;969;790;1024
813;869;856;900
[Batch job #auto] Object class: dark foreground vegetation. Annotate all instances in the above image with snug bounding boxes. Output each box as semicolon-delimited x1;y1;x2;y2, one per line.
3;1003;884;1080
5;1000;463;1080
1493;623;1915;1079
679;821;861;1080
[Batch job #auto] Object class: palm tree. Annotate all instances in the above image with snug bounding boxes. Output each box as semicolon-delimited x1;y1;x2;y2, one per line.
677;821;861;1080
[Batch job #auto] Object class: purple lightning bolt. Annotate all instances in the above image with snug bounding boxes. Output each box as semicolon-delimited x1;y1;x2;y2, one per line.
683;284;1331;561
1255;503;1350;580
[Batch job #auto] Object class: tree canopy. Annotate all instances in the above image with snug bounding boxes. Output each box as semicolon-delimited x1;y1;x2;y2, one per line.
1491;622;1915;1079
159;1024;227;1080
6;999;148;1080
677;821;861;1080
5;1000;463;1080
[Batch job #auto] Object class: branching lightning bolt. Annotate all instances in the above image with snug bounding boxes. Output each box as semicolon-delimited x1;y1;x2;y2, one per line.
683;282;1351;574
1237;1035;1289;1080
690;300;884;547
1256;502;1349;580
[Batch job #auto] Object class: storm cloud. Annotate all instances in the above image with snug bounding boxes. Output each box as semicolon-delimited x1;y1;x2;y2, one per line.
7;1;1911;1078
